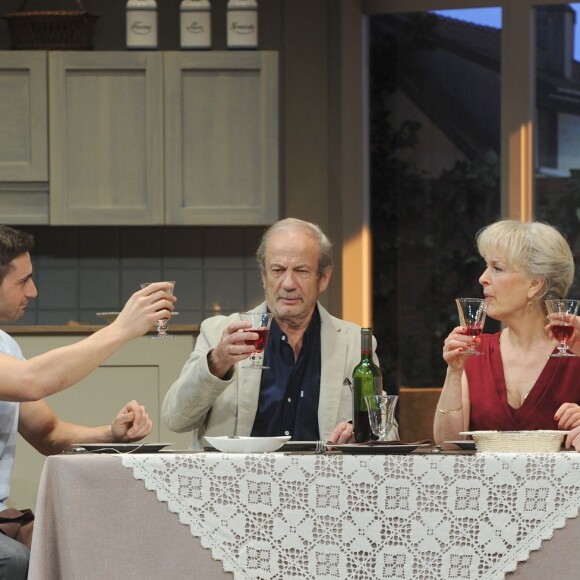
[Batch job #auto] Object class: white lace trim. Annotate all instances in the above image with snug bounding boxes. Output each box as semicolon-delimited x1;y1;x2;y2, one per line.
121;453;580;579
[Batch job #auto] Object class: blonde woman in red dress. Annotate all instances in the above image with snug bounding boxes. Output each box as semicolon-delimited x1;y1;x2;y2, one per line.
434;219;580;449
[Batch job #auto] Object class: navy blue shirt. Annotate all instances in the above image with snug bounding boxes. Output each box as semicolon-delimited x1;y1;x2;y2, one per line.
251;308;321;440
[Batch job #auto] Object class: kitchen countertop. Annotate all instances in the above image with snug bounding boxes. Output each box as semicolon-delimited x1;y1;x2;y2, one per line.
2;324;200;336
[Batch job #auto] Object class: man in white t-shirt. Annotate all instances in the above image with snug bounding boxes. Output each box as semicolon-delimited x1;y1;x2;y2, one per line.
0;226;155;579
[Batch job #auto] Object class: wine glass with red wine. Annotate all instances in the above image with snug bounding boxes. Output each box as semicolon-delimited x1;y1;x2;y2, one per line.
140;281;175;338
546;299;579;358
240;311;273;369
455;298;487;356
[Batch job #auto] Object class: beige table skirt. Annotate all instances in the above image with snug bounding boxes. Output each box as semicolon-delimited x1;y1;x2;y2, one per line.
28;454;232;580
28;453;580;579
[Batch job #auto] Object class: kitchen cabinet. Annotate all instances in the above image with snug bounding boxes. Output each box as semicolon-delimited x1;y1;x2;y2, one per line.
0;50;279;226
10;332;197;509
163;51;279;225
0;52;49;224
49;51;165;225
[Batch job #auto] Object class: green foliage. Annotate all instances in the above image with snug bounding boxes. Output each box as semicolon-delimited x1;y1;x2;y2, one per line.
370;12;580;388
370;15;500;388
535;171;580;293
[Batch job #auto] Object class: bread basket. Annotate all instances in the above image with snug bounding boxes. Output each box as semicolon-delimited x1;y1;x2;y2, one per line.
460;430;568;453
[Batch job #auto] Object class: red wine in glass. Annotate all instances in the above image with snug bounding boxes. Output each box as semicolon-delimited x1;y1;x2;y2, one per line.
455;298;487;356
546;299;579;358
464;326;483;339
244;327;270;353
551;324;574;343
239;311;273;369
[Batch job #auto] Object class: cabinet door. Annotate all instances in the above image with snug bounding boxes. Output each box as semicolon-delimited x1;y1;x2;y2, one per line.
164;51;279;225
0;51;49;224
49;52;164;225
10;334;196;509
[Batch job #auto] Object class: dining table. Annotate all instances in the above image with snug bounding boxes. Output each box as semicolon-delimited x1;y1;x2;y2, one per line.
28;448;580;580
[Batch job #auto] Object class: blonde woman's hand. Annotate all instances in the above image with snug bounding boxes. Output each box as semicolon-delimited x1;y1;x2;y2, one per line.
565;424;580;451
555;402;580;431
443;325;477;370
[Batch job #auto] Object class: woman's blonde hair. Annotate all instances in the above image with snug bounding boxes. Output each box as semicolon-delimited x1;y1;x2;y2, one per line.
476;219;574;300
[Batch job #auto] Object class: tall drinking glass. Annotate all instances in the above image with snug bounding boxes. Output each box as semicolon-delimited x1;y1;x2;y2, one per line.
455;298;487;356
140;281;175;338
364;395;399;442
546;299;579;358
240;311;273;369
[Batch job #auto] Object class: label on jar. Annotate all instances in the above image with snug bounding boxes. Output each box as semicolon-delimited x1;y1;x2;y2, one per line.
181;12;211;49
127;10;158;48
227;9;258;49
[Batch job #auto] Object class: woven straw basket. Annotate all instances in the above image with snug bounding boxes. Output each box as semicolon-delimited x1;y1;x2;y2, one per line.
460;430;567;453
3;0;99;50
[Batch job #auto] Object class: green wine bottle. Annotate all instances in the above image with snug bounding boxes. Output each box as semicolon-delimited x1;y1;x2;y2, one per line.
352;327;382;443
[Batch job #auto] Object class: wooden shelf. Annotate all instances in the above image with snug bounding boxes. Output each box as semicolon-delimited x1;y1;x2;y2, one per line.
3;324;199;336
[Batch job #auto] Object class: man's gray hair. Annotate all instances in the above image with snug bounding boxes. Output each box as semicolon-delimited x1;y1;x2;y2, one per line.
256;217;333;277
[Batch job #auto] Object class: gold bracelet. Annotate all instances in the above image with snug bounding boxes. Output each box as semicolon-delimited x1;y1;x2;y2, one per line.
437;406;463;414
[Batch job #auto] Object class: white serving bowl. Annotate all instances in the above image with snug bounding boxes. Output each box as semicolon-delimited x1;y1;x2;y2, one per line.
205;435;291;454
460;430;568;453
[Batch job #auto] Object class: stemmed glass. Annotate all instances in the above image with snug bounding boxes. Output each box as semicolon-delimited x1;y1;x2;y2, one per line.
456;298;487;356
546;299;579;358
364;395;399;442
240;311;273;369
139;281;175;338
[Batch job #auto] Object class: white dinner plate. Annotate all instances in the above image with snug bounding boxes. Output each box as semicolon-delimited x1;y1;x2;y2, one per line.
331;443;431;455
70;443;173;454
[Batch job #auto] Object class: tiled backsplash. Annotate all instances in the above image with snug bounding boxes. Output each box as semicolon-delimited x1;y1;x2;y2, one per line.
15;226;267;326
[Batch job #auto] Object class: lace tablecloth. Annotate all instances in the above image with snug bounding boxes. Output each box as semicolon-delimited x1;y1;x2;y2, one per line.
121;452;580;579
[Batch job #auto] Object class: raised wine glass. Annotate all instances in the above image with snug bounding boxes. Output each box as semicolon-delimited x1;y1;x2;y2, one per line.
240;311;273;369
364;394;399;442
546;298;579;358
455;298;487;356
139;281;175;338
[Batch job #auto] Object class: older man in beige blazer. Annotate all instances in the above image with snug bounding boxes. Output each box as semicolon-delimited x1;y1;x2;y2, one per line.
162;218;396;449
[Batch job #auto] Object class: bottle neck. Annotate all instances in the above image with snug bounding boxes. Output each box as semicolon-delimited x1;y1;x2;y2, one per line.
360;329;372;356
